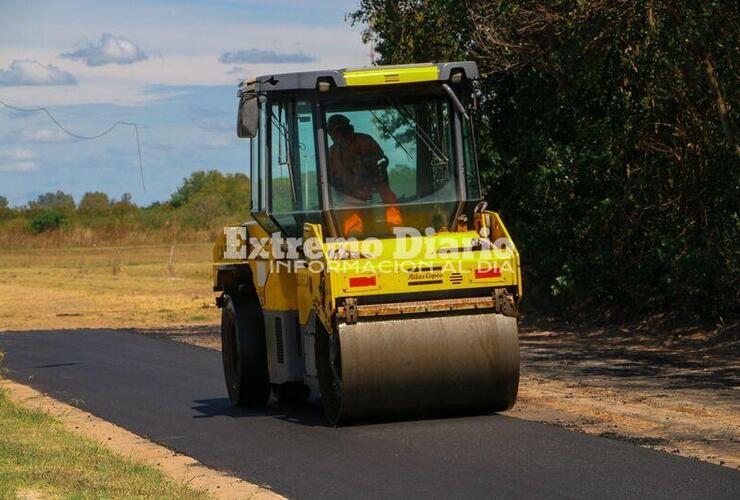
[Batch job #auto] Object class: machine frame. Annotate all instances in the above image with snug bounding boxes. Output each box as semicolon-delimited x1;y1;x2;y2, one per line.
214;61;522;424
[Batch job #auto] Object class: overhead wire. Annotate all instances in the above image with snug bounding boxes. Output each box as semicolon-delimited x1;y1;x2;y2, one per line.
0;98;146;192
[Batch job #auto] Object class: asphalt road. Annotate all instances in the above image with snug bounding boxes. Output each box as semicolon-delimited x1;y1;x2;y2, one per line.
1;329;738;499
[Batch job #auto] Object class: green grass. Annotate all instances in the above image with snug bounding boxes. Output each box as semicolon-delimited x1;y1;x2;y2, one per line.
0;389;208;499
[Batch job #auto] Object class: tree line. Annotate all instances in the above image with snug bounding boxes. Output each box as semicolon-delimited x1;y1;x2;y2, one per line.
351;0;738;320
0;170;251;240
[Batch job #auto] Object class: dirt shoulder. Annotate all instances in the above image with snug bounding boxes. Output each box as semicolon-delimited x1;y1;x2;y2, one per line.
513;319;739;469
142;320;740;470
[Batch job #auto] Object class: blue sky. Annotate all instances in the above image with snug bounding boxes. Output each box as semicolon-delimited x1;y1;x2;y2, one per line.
0;0;370;206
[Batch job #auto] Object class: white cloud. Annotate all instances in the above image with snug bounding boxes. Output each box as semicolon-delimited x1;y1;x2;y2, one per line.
0;161;37;172
226;66;245;76
0;78;185;107
0;60;77;86
193;116;232;133
0;4;370;106
62;33;147;67
202;136;232;149
5;148;36;160
7;128;70;143
191;106;233;133
0;148;38;172
219;49;316;64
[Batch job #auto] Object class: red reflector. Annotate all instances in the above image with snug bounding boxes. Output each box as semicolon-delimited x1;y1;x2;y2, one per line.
349;276;376;287
475;268;501;279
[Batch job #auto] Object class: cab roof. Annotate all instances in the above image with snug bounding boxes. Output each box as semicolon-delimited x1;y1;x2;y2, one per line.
238;61;479;95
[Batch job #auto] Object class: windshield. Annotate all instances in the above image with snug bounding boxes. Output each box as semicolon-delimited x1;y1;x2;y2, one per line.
323;92;460;238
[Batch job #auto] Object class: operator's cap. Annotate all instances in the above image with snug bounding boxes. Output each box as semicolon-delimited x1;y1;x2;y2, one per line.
327;114;351;134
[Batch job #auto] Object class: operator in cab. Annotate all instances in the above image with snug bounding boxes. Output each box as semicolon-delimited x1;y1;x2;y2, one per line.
326;114;403;236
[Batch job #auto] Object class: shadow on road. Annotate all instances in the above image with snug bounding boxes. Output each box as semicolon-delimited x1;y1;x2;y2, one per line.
191;396;508;429
191;397;328;426
34;362;81;369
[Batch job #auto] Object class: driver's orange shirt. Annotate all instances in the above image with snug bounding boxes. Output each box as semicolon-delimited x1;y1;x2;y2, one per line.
328;133;402;235
329;133;390;201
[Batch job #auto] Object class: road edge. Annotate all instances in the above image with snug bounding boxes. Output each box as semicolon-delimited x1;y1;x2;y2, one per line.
0;378;283;500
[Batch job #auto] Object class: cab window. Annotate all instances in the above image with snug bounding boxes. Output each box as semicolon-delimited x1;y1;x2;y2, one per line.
267;96;321;236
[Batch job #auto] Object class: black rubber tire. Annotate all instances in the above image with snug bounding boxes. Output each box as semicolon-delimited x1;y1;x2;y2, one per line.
220;293;270;406
316;323;343;425
273;381;310;404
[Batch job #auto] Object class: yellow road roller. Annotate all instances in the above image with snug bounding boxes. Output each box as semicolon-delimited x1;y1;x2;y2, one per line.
213;61;522;425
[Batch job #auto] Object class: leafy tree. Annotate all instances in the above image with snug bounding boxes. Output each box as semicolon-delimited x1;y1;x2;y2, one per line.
171;171;225;208
351;0;740;319
109;193;140;229
78;192;111;216
349;0;471;64
28;191;76;213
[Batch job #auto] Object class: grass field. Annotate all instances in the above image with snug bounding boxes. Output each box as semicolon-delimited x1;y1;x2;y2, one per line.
0;243;219;331
0;388;207;499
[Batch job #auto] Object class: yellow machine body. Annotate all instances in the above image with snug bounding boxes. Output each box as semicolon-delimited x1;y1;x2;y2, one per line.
215;212;521;326
213;61;522;424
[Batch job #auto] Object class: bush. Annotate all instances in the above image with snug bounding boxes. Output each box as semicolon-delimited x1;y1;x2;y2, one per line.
0;196;10;220
30;210;66;233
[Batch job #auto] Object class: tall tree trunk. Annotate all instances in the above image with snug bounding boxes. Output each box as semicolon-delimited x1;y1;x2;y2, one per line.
702;55;740;157
667;2;739;157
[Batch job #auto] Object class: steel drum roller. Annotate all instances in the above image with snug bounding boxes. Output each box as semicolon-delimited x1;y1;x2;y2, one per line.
319;313;519;424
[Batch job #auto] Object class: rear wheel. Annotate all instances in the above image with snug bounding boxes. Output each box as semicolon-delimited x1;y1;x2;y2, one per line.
220;293;270;406
273;381;310;403
316;323;343;425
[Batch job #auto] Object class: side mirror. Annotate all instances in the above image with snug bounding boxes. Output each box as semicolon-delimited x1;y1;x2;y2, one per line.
237;94;259;138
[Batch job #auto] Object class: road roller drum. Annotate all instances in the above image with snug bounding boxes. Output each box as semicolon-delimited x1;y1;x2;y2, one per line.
318;313;519;424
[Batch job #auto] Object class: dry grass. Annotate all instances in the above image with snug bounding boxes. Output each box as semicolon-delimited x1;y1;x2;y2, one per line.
0;243;219;331
0;225;215;249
